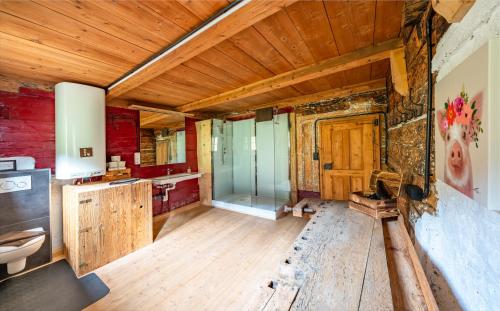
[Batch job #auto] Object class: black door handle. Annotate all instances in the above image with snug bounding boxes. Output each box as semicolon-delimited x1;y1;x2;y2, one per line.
323;163;333;170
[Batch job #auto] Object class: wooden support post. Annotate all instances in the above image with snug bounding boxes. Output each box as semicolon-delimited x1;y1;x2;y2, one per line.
432;0;475;23
196;119;212;206
289;112;298;205
390;48;409;96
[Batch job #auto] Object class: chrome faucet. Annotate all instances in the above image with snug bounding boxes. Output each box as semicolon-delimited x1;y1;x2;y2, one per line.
166;168;173;175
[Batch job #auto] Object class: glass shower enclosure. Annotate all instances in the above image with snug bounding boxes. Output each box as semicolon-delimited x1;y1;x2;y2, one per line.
211;113;290;219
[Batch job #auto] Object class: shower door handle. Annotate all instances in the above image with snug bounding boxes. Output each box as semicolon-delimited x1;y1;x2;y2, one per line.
323;163;333;170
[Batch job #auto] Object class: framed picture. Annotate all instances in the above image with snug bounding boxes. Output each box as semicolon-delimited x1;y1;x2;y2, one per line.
0;160;16;171
435;38;500;210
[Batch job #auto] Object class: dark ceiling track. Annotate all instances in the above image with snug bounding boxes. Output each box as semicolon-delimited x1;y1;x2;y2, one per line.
404;8;435;201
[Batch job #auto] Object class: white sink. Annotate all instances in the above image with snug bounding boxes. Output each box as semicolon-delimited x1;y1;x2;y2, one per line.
151;172;202;186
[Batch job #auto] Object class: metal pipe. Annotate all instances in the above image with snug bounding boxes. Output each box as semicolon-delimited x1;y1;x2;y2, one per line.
404;8;435;201
423;9;435;198
107;0;249;91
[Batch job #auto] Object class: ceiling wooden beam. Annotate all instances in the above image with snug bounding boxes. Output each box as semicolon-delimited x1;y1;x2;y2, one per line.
142;120;185;130
237;79;387;112
129;103;194;117
431;0;475;23
178;38;402;112
140;113;174;127
389;48;409;96
132;103;192;127
106;0;299;100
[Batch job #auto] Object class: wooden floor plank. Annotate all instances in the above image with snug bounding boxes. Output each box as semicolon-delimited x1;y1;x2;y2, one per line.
383;219;428;311
261;200;394;311
359;220;394;311
86;208;306;311
289;203;374;310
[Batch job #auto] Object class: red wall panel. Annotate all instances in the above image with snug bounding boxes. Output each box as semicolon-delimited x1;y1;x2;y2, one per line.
1;88;199;212
297;190;321;202
106;107;199;211
0;88;55;172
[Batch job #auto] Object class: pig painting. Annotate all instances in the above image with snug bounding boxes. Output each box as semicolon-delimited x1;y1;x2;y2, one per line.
437;91;483;199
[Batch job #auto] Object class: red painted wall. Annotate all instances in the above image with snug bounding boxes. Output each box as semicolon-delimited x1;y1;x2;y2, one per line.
297;190;321;202
0;88;199;212
106;107;199;211
0;88;55;172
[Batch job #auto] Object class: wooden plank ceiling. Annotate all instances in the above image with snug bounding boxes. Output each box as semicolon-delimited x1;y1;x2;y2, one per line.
0;0;403;114
139;111;184;129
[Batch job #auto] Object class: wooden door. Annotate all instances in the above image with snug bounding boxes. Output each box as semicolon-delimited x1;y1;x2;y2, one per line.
99;185;132;263
78;191;101;274
130;181;152;250
320;115;380;200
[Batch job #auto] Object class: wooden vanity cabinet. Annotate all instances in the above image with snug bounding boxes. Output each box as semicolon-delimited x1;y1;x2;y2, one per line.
63;180;152;276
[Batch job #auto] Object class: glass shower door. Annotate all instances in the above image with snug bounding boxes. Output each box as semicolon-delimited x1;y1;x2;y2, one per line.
212;114;290;215
273;113;291;211
212;119;233;202
254;117;274;210
232;119;254;207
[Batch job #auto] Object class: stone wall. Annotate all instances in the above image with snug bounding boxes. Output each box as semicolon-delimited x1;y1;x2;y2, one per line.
390;1;500;310
386;6;448;224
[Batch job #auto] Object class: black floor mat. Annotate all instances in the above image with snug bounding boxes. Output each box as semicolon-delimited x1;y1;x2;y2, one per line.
0;260;109;311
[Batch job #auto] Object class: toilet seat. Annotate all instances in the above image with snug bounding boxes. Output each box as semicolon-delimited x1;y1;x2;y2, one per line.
0;228;46;246
0;228;46;274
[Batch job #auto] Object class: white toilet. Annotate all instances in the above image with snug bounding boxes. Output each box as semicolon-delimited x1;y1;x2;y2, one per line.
0;227;46;274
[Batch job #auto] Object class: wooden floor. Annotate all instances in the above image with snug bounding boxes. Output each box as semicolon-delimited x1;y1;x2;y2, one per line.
256;200;393;310
86;207;307;311
152;202;212;239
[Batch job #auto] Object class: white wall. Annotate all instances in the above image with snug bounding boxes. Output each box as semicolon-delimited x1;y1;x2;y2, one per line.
416;1;500;309
416;181;500;310
50;179;72;253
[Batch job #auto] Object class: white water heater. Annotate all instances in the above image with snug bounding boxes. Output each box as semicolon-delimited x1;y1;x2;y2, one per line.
55;82;106;179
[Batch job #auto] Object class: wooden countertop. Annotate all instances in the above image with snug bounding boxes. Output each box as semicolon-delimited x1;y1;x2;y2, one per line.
62;179;151;193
